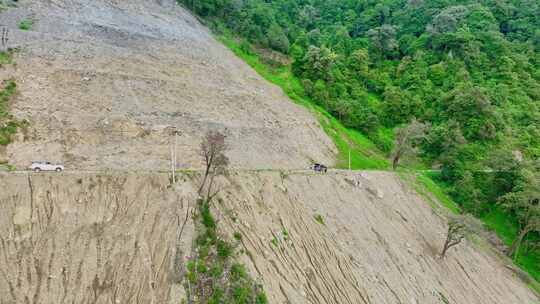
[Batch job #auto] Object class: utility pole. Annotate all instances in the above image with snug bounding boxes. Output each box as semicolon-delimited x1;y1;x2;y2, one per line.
170;143;175;184
171;129;181;184
175;129;178;173
348;149;351;170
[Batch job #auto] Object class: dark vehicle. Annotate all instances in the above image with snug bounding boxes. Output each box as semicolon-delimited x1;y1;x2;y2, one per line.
312;163;328;173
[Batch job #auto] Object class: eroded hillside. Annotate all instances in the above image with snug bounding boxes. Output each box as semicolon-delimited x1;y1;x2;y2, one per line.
0;171;537;303
0;172;195;303
0;1;538;304
0;0;335;170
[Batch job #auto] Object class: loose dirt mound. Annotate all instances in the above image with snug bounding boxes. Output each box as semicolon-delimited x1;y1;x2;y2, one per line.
0;171;537;303
0;0;335;170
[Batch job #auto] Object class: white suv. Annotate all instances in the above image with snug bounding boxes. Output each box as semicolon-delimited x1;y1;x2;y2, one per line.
29;161;64;172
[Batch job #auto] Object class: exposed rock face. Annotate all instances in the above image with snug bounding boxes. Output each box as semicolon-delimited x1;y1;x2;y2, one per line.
0;0;335;170
0;171;537;304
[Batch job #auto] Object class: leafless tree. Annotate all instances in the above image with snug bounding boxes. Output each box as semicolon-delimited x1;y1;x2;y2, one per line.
440;216;467;258
391;118;429;170
198;130;229;202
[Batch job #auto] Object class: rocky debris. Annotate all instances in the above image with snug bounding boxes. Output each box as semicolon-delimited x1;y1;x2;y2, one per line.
0;171;537;304
366;186;384;199
213;171;537;304
0;0;336;170
486;230;509;253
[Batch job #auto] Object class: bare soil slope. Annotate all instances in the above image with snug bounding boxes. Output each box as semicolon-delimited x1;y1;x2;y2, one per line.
0;171;537;304
0;172;195;304
215;171;539;304
0;1;537;303
0;0;335;170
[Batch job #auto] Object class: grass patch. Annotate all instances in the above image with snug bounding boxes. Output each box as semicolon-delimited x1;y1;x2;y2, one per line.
482;208;518;245
18;19;33;31
0;79;25;146
217;31;389;170
482;207;540;282
398;171;457;214
416;172;461;214
0;163;16;171
282;229;289;241
0;50;13;66
314;214;325;225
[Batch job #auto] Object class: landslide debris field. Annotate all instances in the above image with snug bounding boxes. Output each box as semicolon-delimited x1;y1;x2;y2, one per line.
0;171;537;304
0;1;538;304
0;0;335;170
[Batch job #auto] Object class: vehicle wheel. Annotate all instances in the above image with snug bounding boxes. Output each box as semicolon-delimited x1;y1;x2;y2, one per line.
55;168;62;172
34;167;41;173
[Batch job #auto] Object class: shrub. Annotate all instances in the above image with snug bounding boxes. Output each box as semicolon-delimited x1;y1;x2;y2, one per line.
18;19;33;31
314;214;325;225
200;200;216;229
217;239;233;258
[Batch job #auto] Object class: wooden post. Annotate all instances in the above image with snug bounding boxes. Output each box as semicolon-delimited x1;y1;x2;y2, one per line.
171;143;175;184
174;130;177;175
348;149;351;170
171;129;180;184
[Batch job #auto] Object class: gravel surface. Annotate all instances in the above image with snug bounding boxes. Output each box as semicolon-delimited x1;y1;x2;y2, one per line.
0;1;536;304
0;0;336;170
0;171;538;303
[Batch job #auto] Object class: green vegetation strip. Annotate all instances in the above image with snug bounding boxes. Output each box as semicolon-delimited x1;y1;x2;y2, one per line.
415;172;461;214
0;79;23;146
217;32;389;170
185;198;268;303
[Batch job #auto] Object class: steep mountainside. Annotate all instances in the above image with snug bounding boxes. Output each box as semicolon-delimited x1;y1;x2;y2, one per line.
0;1;538;304
0;171;537;303
0;0;335;170
0;173;194;303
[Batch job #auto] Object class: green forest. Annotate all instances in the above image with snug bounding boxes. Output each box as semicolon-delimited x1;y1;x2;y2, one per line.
180;0;540;280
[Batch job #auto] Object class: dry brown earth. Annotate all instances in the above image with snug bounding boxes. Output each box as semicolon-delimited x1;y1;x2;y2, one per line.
0;171;538;304
0;1;538;304
0;0;335;170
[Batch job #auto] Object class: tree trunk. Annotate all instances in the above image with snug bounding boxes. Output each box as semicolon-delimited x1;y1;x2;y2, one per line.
507;227;531;259
441;239;451;258
197;153;214;195
206;170;216;202
392;153;400;170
